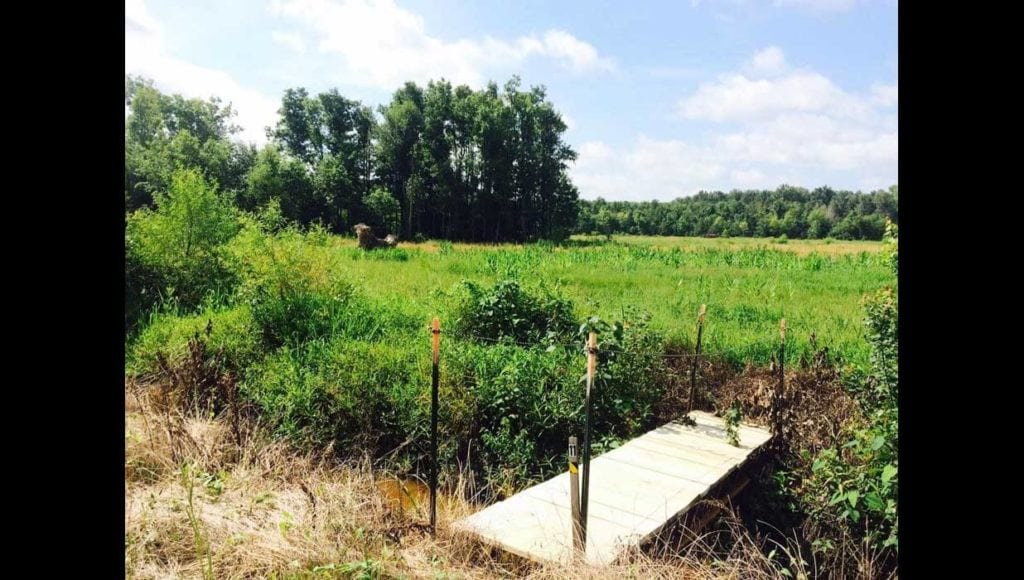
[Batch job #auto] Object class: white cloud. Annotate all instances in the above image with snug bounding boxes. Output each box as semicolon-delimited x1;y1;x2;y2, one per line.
730;168;768;187
572;46;896;200
269;0;614;89
126;0;279;145
870;82;898;107
571;137;725;201
272;31;307;54
678;69;872;122
715;113;896;171
748;46;787;76
773;0;859;12
126;0;159;35
540;30;613;73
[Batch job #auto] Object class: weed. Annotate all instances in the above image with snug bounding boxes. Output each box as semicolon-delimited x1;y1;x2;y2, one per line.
181;463;215;580
724;400;742;446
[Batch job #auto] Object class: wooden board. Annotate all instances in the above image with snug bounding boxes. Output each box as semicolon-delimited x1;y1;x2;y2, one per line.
451;411;772;566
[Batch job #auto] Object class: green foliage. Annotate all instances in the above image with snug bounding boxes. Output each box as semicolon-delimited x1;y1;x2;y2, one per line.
125;75;252;210
443;309;667;492
452;279;576;346
363;187;401;236
799;287;898;553
125;168;240;330
580;312;666;438
242;145;322;226
128;305;259;375
724;400;742;446
883;219;898;275
228;224;415;349
576;186;897;241
243;339;424;453
462;344;576;488
124;73;905;554
313;558;383;579
126;219;894;509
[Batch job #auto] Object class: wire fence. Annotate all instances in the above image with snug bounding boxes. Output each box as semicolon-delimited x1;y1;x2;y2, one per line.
448;331;790;363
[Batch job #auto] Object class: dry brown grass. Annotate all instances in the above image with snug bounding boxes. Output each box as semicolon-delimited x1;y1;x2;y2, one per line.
125;377;888;579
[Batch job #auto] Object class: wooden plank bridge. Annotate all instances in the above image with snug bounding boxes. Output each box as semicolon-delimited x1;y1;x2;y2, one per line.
452;411;773;566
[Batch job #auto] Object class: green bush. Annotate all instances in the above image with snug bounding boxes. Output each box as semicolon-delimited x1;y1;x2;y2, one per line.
883;220;898;275
125;245;165;334
799;287;898;553
128;305;260;376
242;338;425;455
580;312;667;439
441;309;667;492
453;343;578;488
125;168;241;328
349;247;411;262
452;279;576;346
229;225;361;348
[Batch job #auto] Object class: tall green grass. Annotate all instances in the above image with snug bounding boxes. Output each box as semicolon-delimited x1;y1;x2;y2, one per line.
307;237;892;367
125;220;893;494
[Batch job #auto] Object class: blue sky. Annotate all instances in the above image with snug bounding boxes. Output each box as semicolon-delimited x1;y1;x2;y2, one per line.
126;0;897;200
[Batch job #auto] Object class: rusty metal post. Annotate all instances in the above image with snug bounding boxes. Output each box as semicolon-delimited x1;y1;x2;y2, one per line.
773;319;786;439
688;304;706;414
430;317;441;535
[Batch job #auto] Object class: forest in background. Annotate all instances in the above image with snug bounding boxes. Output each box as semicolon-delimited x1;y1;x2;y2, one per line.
125;75;897;242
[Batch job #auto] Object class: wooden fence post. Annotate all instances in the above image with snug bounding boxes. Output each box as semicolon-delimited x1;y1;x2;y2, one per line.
430;317;441;535
579;331;598;551
688;304;706;414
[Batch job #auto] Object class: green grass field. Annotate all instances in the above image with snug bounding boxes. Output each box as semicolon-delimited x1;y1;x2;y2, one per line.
128;226;894;487
127;227;898;574
306;234;892;366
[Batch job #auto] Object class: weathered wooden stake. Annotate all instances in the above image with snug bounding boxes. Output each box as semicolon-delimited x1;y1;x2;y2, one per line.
773;319;786;439
430;317;441;536
568;436;582;552
580;331;598;550
688;304;707;414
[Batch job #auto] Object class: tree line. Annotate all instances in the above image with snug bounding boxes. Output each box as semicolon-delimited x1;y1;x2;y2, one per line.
126;75;578;242
577;186;898;240
125;75;896;242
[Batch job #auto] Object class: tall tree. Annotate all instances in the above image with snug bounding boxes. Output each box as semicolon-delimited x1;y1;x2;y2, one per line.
125;75;251;210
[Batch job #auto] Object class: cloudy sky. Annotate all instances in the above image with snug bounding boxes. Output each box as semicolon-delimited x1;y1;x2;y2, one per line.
125;0;897;200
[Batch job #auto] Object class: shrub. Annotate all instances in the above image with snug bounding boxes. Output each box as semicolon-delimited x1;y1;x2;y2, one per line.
452;279;576;346
579;312;667;439
229;225;360;349
799;287;898;553
242;339;425;455
441;309;667;494
449;343;579;490
125;168;241;327
883;220;898;275
128;305;260;376
349;247;410;262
